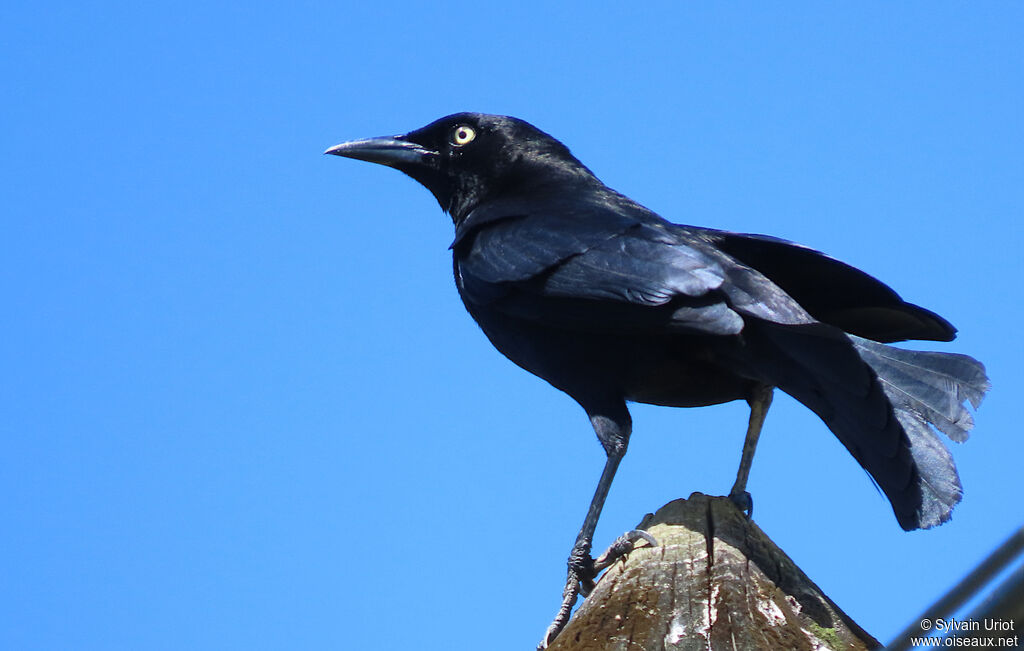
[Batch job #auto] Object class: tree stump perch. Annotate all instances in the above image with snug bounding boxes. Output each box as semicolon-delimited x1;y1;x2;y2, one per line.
547;493;880;651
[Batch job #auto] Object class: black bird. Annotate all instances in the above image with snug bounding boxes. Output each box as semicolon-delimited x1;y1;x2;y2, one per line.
325;113;988;646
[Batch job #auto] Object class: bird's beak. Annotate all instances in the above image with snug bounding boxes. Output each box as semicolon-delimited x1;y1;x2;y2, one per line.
323;136;437;168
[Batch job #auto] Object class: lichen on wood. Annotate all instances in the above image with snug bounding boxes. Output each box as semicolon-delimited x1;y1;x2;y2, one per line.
547;493;880;651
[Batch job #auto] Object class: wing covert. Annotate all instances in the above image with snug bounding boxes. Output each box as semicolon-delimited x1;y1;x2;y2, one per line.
705;230;956;342
457;217;819;337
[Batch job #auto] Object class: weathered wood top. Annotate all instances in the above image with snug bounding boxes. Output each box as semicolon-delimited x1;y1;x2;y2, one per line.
548;492;880;651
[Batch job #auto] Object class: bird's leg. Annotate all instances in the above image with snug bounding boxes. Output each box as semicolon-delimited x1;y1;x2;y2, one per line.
728;384;774;516
539;451;622;649
539;407;636;649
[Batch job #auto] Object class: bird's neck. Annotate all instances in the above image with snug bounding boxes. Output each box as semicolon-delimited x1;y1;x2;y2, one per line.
449;167;606;225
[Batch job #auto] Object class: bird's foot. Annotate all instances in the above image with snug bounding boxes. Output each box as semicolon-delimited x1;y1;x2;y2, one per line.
537;541;590;650
537;530;656;649
728;490;753;517
589;529;658;592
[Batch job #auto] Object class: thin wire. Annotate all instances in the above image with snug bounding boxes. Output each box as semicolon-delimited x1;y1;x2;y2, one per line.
888;525;1024;650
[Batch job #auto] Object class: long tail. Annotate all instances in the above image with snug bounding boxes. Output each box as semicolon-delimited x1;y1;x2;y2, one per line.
742;324;989;530
849;334;989;527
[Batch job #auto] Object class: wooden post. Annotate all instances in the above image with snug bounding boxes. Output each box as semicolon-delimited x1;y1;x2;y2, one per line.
548;493;881;651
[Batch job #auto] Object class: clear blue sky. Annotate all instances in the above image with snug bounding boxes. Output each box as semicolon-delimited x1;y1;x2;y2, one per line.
3;3;1022;650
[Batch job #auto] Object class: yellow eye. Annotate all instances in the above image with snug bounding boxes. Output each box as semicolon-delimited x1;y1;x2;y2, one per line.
452;125;476;146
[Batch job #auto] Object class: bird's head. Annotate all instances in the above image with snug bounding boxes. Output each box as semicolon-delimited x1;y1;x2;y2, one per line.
325;113;598;222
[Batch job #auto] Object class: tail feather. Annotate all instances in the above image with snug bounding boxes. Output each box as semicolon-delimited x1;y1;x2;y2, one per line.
743;324;988;530
848;334;988;527
897;407;963;527
850;336;989;443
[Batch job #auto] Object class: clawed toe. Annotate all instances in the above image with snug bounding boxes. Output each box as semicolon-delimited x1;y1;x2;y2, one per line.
538;529;657;648
728;490;753;517
593;529;657;573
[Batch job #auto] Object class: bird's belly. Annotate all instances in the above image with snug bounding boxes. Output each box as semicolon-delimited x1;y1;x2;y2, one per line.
620;351;751;408
466;304;752;408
